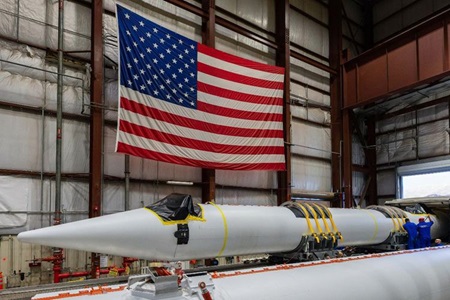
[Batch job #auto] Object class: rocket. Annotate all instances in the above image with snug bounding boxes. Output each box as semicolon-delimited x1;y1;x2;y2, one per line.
31;247;450;300
18;194;446;261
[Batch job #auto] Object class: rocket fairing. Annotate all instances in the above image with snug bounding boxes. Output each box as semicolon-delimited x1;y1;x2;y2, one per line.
32;247;450;300
18;194;445;261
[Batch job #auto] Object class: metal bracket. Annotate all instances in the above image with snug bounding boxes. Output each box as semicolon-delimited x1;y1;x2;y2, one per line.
174;224;189;244
128;267;181;299
181;271;214;297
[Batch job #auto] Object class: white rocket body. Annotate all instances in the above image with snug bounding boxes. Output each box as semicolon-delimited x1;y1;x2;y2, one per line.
17;203;445;261
32;247;450;300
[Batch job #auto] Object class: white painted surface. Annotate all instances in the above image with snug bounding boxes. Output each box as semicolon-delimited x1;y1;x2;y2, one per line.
212;247;450;300
33;247;450;300
18;204;446;261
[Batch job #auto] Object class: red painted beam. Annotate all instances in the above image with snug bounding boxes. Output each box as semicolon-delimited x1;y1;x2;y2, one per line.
343;8;450;109
201;0;216;204
89;0;104;278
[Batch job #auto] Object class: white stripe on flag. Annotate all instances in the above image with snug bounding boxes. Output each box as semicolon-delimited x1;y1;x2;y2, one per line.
118;130;286;163
120;109;285;147
121;87;284;131
197;91;283;114
197;71;284;98
198;51;285;82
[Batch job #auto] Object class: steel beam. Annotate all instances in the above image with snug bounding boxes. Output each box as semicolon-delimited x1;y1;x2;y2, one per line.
89;0;104;278
126;0;333;87
199;0;216;204
292;115;330;128
342;109;353;208
291;152;331;164
343;8;450;109
275;0;291;205
290;49;336;75
366;117;378;206
329;0;343;207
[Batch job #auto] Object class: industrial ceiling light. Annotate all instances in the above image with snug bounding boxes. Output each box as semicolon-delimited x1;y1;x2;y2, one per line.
166;181;194;186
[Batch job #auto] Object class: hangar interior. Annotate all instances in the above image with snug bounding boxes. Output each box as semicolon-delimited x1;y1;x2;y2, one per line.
1;0;450;295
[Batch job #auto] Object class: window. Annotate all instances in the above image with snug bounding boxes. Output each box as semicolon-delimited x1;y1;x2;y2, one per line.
397;160;450;198
401;171;450;198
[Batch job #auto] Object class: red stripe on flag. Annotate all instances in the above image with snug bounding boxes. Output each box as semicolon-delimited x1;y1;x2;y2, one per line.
120;97;284;138
119;120;285;155
198;43;285;75
117;142;286;170
197;62;284;90
197;101;283;122
197;82;283;106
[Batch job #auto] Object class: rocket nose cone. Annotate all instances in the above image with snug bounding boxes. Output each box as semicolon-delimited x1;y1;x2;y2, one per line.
14;209;170;260
16;217;108;249
17;227;61;244
18;229;40;243
17;231;30;242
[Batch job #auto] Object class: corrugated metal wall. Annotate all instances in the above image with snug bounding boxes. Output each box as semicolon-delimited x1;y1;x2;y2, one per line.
373;0;450;43
0;0;367;285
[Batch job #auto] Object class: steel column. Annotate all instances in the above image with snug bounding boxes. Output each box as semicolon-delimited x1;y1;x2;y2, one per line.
275;0;291;205
53;0;64;284
55;0;64;226
202;169;215;204
362;0;374;49
200;0;216;203
202;0;215;48
89;0;104;278
329;0;343;207
366;117;377;206
342;109;353;208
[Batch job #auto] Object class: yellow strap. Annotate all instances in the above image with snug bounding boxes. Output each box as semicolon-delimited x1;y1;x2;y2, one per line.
208;203;228;257
321;206;344;242
294;203;320;243
312;203;335;243
383;208;399;232
294;203;313;233
303;203;323;234
312;203;331;233
386;207;404;232
390;206;407;229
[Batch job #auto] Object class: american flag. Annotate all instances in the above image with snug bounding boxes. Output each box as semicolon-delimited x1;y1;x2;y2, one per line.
115;5;286;170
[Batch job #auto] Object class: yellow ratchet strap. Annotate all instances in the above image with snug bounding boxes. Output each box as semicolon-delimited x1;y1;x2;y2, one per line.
390;206;407;230
312;203;335;243
389;207;405;231
294;203;320;243
304;203;326;240
383;208;399;232
387;207;403;232
321;206;343;242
